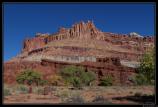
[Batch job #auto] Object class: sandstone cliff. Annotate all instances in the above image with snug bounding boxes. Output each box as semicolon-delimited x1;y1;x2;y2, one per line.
4;20;155;85
15;20;154;63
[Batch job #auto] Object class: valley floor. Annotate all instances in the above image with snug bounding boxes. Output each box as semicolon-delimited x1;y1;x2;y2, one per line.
3;86;155;105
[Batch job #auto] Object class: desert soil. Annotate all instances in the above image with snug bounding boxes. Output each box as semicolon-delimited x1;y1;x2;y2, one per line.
3;86;155;104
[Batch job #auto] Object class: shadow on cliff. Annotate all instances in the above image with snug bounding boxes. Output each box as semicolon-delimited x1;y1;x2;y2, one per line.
112;94;155;104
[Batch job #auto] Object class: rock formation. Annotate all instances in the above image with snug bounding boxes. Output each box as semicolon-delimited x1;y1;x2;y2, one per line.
22;21;105;53
4;20;155;85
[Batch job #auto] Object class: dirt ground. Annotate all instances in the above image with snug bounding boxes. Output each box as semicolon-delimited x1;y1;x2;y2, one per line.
3;86;155;104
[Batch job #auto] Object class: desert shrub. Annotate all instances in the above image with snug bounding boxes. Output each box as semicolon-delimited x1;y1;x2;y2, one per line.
56;89;70;100
33;86;44;95
4;87;11;96
17;85;29;94
71;77;82;88
60;90;69;98
38;80;48;86
99;75;113;86
80;71;96;86
37;88;44;95
16;69;42;86
132;49;155;85
47;75;63;86
133;74;148;85
92;95;112;104
64;95;85;103
60;65;96;88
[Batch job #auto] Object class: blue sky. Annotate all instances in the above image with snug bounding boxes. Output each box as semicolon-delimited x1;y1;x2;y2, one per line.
3;3;155;62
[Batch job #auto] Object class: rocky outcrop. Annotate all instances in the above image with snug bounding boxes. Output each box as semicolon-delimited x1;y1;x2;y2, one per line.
4;61;56;84
67;20;104;40
4;57;136;85
4;20;155;85
21;21;154;55
22;21;105;53
22;35;48;53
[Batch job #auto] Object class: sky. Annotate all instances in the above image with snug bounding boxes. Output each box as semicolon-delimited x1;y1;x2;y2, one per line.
3;3;155;62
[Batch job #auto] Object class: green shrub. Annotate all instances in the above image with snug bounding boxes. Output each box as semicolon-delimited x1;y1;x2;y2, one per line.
4;88;11;96
133;74;148;85
33;86;44;95
16;69;42;86
17;85;29;94
60;65;96;88
71;77;82;88
134;49;155;85
99;75;113;86
81;71;96;86
60;65;79;77
38;80;48;86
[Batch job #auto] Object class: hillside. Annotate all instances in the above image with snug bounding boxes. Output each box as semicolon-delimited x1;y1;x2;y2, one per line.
4;20;154;85
8;21;154;63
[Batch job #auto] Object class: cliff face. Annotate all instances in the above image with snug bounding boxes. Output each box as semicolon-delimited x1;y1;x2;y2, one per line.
22;34;49;52
22;21;154;55
22;21;104;53
10;20;154;66
4;61;56;84
4;20;155;85
4;57;136;85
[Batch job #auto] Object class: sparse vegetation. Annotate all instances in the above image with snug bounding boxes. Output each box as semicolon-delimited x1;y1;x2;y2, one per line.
38;80;48;86
99;75;113;86
16;69;42;86
81;71;96;86
55;89;70;101
33;86;44;95
4;87;11;96
64;95;85;103
60;65;96;88
48;75;63;86
71;77;82;89
17;85;29;94
133;48;155;85
92;95;112;104
16;69;49;93
3;84;154;104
